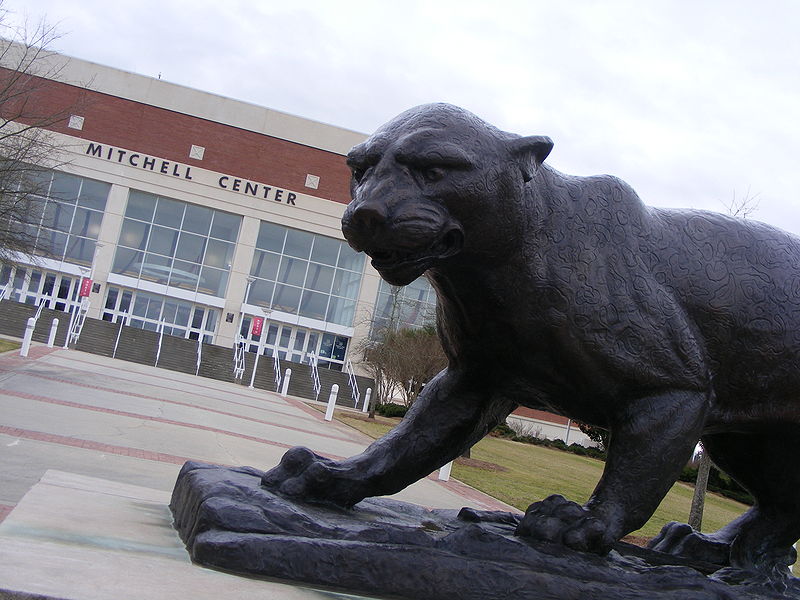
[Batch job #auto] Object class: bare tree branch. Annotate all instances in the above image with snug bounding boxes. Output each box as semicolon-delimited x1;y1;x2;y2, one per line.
0;5;81;264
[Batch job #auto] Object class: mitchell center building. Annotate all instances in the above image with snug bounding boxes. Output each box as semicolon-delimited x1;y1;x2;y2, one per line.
0;45;590;446
1;46;437;374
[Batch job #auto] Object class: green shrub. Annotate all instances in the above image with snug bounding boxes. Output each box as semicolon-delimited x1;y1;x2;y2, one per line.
376;402;408;418
491;422;517;438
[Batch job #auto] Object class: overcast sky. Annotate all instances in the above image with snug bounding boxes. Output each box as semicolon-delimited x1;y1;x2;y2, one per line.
6;1;800;235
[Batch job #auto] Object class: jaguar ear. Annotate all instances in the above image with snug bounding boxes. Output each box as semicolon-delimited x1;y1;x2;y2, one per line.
508;135;553;181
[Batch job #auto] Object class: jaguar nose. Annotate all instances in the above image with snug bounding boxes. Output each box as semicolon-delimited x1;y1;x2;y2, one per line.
341;200;389;250
345;200;388;230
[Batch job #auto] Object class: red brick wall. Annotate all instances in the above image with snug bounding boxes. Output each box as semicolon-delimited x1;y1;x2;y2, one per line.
1;68;353;204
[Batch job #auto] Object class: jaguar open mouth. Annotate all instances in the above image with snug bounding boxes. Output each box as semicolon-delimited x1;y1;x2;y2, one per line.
368;227;464;285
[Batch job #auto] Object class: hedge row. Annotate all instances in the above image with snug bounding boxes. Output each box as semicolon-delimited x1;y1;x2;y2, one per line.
489;423;608;460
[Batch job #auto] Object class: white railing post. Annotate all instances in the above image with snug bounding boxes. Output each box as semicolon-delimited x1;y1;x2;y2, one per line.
20;317;35;357
47;318;59;348
438;461;453;482
361;388;372;413
281;368;291;397
324;384;339;421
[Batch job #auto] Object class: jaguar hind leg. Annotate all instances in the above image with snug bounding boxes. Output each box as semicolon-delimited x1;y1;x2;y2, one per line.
651;428;800;583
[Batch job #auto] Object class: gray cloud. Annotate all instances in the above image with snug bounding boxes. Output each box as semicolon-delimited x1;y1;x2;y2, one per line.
7;0;800;234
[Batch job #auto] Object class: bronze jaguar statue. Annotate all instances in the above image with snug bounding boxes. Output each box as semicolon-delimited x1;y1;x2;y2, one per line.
263;103;800;583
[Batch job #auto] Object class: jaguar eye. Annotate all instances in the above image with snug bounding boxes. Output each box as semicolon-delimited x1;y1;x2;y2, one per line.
422;167;446;183
351;167;366;183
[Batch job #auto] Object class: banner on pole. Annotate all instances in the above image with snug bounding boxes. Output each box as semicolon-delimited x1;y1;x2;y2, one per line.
251;316;264;336
79;278;93;297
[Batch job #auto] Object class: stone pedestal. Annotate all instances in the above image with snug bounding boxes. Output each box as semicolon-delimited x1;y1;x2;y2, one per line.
171;461;799;600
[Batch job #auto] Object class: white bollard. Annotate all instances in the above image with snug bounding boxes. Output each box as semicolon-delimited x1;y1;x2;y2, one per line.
280;368;291;397
361;388;372;413
438;461;453;482
20;317;35;357
324;384;339;421
47;318;59;348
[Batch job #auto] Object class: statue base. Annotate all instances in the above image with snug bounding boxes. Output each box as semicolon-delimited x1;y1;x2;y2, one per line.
170;461;799;600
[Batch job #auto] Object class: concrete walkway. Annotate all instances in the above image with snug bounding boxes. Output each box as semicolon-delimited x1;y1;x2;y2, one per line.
0;343;516;599
0;344;512;517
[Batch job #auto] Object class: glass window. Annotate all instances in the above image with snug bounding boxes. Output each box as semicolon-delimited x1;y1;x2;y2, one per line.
332;269;361;299
176;232;206;262
332;336;348;361
210;211;240;242
299;290;328;321
8;170;108;266
126;190;156;221
256;222;286;253
154;197;184;228
326;296;356;327
105;288;118;310
305;264;334;293
248;279;274;306
284;229;313;259
250;251;279;280
78;179;111;210
48;202;74;233
338;246;365;271
120;290;132;313
183;204;213;235
310;236;339;266
65;237;95;264
249;221;365;328
147;225;179;256
39;230;68;258
319;333;335;358
277;256;307;287
140;253;172;283
117;190;240;297
198;266;228;296
50;172;80;203
203;239;234;269
132;296;148;317
119;219;149;250
169;260;201;289
272;284;301;314
70;208;103;238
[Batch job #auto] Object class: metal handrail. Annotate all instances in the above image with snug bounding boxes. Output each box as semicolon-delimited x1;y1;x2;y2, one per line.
65;298;90;347
0;282;10;301
154;321;165;366
273;350;282;391
308;353;321;400
33;295;50;321
233;336;246;379
112;312;128;358
195;336;203;376
345;360;360;408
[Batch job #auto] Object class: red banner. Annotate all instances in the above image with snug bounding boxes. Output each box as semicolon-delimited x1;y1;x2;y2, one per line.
251;316;264;336
79;278;93;297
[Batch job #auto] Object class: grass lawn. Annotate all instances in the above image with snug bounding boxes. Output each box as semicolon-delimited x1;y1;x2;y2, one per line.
0;339;20;353
336;412;747;541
